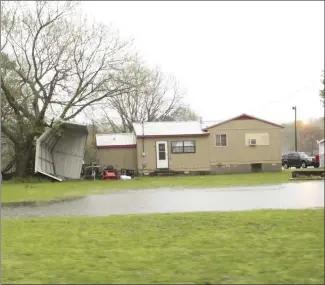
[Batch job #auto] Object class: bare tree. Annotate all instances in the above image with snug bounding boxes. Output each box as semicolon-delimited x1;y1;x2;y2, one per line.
1;1;133;177
281;119;324;154
99;59;197;133
1;133;16;174
163;105;199;122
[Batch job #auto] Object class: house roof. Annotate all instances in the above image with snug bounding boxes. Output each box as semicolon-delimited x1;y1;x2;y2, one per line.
132;121;209;137
95;133;136;147
204;113;285;129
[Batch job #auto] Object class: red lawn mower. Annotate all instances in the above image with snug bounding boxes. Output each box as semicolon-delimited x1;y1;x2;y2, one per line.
102;165;120;180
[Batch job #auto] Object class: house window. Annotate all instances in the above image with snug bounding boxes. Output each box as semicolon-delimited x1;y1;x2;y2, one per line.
171;140;196;153
184;141;196;153
216;134;227;147
171;141;183;153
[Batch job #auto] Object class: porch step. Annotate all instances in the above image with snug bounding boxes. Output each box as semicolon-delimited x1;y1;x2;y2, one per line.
155;169;179;176
156;172;177;176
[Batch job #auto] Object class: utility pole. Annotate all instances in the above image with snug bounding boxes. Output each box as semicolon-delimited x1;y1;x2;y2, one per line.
292;106;297;151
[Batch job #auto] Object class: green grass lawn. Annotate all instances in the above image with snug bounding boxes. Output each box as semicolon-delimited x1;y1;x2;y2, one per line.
2;209;324;284
1;171;297;203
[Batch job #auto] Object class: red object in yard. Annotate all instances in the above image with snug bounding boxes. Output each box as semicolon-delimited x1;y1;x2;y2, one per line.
315;154;320;164
102;170;119;180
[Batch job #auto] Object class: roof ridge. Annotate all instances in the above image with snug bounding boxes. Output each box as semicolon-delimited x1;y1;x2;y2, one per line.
96;132;134;135
205;113;284;129
133;121;199;124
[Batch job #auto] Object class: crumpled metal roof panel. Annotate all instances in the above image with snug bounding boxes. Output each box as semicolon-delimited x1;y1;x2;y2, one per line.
35;122;88;181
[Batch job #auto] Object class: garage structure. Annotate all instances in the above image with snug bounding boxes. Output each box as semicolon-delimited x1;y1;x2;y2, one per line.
34;122;88;181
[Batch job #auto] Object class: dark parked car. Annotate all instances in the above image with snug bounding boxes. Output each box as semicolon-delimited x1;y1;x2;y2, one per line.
282;152;319;169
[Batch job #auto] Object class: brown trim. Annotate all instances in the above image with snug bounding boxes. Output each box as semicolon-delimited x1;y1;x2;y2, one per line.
98;144;136;149
137;133;209;138
204;113;284;130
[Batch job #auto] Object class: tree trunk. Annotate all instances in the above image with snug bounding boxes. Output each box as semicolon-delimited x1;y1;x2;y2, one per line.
14;138;35;178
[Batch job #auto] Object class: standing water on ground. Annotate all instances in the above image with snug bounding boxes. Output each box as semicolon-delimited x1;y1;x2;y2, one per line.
2;181;324;218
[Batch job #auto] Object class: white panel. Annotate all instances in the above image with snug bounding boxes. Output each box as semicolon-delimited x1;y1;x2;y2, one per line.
245;133;270;146
53;129;88;179
35;129;58;177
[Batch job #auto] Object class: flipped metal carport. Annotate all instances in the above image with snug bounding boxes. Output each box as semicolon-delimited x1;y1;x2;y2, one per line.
34;121;88;181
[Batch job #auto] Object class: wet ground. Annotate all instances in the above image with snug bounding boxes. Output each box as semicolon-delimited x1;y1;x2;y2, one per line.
2;181;324;219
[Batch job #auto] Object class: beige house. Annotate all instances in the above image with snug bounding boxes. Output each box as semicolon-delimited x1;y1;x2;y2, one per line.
95;114;284;174
133;121;211;174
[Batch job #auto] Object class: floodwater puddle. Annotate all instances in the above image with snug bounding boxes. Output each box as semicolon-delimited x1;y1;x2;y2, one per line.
2;181;324;219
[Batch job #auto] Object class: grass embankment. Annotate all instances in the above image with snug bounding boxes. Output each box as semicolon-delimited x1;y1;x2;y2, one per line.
2;209;324;284
1;171;295;203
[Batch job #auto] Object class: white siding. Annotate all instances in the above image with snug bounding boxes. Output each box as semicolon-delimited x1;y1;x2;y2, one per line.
319;142;324;155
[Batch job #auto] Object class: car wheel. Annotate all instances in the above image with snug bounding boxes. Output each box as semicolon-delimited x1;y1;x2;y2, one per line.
301;161;307;168
283;162;289;169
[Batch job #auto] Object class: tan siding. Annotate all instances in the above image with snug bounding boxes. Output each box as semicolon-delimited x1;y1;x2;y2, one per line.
208;119;282;164
136;136;210;172
245;133;270;146
97;148;137;171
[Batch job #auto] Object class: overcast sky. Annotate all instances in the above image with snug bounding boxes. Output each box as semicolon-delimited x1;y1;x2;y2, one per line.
81;1;324;124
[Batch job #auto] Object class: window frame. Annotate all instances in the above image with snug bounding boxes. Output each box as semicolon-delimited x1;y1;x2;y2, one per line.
171;140;196;154
215;134;228;147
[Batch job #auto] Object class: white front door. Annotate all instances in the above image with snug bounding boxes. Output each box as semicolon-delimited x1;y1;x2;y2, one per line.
156;141;169;169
